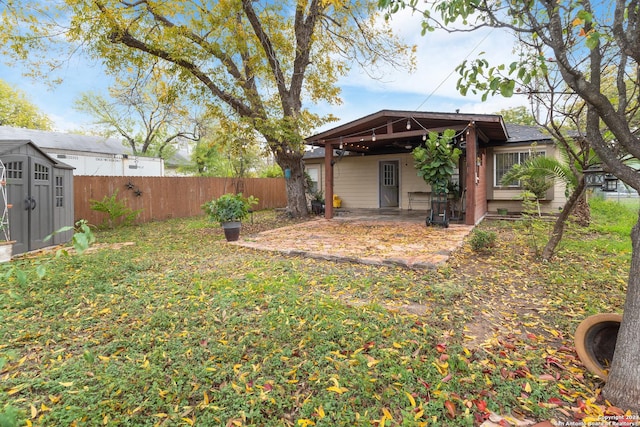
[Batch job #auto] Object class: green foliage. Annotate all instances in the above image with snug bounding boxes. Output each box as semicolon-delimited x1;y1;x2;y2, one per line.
493;106;537;126
259;164;284;178
469;229;497;251
202;193;259;224
89;190;142;229
589;196;639;237
517;191;548;257
1;220;95;285
0;406;20;427
412;129;461;194
0;79;52;130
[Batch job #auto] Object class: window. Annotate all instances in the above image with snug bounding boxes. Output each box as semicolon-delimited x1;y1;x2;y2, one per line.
383;163;397;187
55;176;64;207
306;167;319;193
494;150;545;187
34;163;49;181
6;161;23;179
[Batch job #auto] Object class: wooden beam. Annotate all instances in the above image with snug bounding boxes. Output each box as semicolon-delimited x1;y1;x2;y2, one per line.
324;142;333;219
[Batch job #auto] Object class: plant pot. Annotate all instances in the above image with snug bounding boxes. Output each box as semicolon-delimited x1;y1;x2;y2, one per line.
221;221;242;242
311;200;324;215
0;241;15;263
574;313;622;380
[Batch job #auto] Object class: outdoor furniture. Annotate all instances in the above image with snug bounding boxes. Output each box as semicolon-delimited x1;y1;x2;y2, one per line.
408;191;431;210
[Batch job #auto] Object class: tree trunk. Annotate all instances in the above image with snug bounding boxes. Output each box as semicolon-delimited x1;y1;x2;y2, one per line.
602;212;640;411
275;151;309;218
571;193;590;227
541;180;586;261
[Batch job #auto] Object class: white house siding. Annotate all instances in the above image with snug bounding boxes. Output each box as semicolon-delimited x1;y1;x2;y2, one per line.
332;153;429;209
486;144;567;214
47;150;164;176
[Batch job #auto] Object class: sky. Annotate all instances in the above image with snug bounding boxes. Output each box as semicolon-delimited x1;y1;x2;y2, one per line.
0;7;530;135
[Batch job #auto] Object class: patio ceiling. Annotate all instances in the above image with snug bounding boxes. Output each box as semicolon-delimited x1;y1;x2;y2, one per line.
305;110;510;154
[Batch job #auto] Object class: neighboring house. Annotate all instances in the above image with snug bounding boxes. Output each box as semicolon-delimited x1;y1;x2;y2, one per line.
304;110;566;225
0;126;165;176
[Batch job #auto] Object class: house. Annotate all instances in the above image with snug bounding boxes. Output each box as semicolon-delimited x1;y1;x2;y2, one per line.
0;126;165;176
304;110;566;225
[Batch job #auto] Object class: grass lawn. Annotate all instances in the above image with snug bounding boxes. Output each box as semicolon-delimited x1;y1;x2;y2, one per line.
0;198;635;426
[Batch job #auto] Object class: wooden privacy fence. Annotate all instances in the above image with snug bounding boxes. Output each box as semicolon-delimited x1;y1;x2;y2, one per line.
74;176;287;226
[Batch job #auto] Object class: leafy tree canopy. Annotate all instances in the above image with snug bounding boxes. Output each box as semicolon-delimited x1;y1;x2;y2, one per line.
1;0;415;217
0;79;52;130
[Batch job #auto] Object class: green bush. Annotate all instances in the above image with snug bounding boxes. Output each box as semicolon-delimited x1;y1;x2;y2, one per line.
470;229;497;251
89;189;142;229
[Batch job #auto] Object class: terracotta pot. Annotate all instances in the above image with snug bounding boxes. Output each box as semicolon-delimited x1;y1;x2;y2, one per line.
574;313;622;380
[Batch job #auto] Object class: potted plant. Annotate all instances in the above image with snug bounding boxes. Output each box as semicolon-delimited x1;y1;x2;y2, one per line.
412;129;462;227
310;190;325;215
202;193;258;241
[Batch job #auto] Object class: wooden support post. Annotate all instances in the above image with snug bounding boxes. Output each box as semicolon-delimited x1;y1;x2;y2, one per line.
465;123;477;225
324;143;334;219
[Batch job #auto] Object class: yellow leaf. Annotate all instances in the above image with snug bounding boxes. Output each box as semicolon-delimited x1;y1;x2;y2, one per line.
181;418;195;426
98;308;111;315
393;342;402;348
26;421;32;427
30;404;37;419
524;382;532;393
297;419;316;427
414;408;424;420
405;391;416;407
204;391;209;405
153;413;168;418
59;382;74;387
316;406;325;419
326;386;347;394
382;408;393;420
572;17;584;26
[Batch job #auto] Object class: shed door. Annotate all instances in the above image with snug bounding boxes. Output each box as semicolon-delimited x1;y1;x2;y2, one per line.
30;158;53;250
4;155;53;253
5;155;28;254
379;161;399;208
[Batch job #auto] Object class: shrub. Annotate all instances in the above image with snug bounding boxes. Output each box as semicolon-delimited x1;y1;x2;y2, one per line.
89;189;142;229
470;229;497;251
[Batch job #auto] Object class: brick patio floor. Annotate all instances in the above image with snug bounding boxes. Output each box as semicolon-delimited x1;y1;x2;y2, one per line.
234;214;474;269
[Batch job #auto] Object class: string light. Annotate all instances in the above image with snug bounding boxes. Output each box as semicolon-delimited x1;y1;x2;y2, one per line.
372;130;376;142
406;119;411;130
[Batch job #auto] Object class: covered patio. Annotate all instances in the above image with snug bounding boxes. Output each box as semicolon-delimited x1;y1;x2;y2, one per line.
305;110;511;225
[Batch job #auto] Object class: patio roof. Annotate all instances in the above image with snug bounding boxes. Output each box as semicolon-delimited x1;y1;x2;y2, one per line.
305;110;510;154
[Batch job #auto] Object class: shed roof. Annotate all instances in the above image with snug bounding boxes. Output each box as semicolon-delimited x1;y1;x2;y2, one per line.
0;126;131;155
0;139;74;169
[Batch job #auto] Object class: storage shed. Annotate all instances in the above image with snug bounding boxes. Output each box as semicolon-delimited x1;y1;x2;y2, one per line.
0;140;74;255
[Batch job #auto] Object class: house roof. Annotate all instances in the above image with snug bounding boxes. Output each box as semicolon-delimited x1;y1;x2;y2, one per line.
0;126;132;156
305;110;557;155
306;110;510;153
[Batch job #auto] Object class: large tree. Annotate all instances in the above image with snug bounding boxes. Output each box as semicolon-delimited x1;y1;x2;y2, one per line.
75;64;203;159
1;0;414;217
379;0;640;409
0;79;52;130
